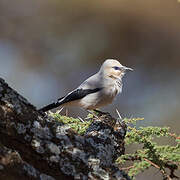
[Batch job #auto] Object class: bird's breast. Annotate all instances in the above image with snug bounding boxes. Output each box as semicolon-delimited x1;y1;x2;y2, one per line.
104;83;121;96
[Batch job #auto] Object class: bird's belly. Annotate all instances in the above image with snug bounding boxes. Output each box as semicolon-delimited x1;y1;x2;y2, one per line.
63;87;118;110
79;92;115;110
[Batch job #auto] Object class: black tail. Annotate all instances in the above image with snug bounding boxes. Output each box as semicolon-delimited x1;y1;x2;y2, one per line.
38;97;64;112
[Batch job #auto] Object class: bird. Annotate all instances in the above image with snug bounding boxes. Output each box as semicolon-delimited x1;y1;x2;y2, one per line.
39;59;133;112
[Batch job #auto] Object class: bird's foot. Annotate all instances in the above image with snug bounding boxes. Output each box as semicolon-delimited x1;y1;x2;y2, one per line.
86;109;109;119
93;109;109;115
87;109;117;127
86;110;100;119
38;110;47;117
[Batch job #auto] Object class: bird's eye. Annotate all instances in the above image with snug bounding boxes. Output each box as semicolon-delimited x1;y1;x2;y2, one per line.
113;66;120;70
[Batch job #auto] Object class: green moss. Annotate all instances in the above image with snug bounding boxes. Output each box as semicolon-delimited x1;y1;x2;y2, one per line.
51;113;92;135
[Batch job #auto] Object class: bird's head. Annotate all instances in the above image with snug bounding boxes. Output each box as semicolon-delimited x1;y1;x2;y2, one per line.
100;59;133;80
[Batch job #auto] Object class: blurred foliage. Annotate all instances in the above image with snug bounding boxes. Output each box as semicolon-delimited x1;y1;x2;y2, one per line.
116;118;180;180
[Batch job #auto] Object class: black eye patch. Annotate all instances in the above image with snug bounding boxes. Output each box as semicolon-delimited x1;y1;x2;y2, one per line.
113;66;121;70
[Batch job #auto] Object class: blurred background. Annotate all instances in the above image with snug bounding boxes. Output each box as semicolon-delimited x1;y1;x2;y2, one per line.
0;0;180;179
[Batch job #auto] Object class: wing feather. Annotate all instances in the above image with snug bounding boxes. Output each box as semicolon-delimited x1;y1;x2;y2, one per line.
59;87;102;104
39;87;102;112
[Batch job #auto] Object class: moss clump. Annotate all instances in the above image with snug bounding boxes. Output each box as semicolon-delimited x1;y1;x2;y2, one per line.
51;113;92;135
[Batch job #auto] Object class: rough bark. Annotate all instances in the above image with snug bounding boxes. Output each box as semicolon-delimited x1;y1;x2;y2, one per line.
0;78;130;180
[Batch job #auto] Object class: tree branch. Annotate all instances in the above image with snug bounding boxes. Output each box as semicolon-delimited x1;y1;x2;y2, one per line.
0;78;130;180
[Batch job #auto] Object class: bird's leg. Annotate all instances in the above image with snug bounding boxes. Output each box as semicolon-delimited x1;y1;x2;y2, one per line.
115;109;123;125
65;108;69;116
56;107;64;114
78;116;84;122
86;109;109;119
93;109;108;115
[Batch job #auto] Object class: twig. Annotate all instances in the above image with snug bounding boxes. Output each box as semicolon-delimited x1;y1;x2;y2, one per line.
168;133;180;140
120;165;134;171
144;158;160;169
143;158;172;180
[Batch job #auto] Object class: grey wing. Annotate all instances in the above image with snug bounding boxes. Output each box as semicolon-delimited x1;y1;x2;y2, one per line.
78;73;103;89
